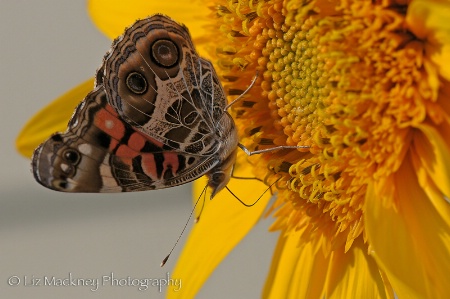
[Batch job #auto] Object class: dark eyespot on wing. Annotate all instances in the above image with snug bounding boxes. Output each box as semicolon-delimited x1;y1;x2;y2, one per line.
63;149;80;165
126;72;148;94
151;39;179;67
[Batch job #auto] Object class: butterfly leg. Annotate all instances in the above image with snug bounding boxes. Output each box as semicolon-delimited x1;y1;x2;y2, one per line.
237;143;309;156
224;71;259;111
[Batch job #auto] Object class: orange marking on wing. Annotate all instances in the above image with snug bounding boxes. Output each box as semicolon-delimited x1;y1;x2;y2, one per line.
94;108;126;141
133;131;165;148
105;104;119;116
116;145;138;158
97;106;164;152
141;154;157;179
126;132;166;154
109;139;119;152
164;152;180;175
128;133;146;151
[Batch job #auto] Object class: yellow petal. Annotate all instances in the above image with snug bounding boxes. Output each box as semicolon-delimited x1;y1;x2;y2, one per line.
413;121;450;198
410;141;450;225
407;0;450;81
263;232;390;299
87;0;211;57
168;166;272;299
325;237;393;299
16;78;95;158
366;156;450;298
263;229;328;298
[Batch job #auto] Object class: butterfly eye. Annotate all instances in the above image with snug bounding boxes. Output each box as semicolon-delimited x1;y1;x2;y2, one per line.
126;72;148;94
63;149;80;165
151;39;179;67
212;172;225;183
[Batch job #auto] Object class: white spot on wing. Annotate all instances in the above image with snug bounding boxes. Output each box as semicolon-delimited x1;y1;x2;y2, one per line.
78;144;92;156
105;120;114;129
60;163;69;172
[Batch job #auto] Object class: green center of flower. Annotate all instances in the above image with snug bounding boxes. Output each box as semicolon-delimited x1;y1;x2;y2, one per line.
265;18;328;148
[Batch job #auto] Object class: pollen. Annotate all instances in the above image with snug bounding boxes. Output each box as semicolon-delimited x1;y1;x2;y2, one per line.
209;0;435;253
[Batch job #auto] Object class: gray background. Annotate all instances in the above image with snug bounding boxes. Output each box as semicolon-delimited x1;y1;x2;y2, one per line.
0;0;279;298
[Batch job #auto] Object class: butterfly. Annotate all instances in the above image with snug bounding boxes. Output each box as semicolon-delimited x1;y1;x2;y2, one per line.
32;14;239;198
32;14;304;199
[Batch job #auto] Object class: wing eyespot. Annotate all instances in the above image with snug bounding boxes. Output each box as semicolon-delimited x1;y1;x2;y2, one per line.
151;39;179;68
63;149;81;165
52;179;68;190
126;72;148;95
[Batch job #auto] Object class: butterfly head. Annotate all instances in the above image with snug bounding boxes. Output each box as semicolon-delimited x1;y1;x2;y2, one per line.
32;133;102;192
207;149;237;198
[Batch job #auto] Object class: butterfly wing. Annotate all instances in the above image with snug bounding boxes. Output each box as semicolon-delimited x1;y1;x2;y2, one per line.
32;15;234;193
32;87;218;192
101;15;227;156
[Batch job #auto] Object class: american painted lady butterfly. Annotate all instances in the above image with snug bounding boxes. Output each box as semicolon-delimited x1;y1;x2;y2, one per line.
32;14;300;199
32;14;239;198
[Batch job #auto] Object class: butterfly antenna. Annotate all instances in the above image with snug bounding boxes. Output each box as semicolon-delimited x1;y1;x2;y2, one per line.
224;71;259;111
161;184;208;267
231;174;263;182
225;175;281;207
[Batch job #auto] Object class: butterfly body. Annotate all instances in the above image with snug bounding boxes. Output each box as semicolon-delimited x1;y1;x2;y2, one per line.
33;15;238;197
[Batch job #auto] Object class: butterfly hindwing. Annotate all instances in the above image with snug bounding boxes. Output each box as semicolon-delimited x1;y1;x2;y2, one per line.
102;15;226;156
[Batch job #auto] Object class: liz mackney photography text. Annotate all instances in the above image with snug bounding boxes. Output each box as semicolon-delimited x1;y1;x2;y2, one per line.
6;272;181;292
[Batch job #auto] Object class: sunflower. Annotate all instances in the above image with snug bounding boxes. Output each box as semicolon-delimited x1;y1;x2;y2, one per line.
16;0;450;298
